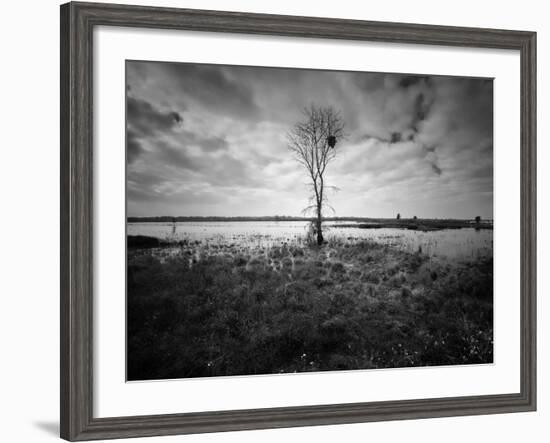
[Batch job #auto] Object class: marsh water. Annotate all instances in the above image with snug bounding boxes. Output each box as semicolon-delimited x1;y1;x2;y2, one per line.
127;221;492;260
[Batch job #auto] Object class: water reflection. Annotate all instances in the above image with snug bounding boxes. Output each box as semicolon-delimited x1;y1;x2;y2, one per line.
127;221;492;260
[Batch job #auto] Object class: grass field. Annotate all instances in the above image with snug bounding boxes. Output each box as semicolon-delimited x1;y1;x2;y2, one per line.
127;236;493;380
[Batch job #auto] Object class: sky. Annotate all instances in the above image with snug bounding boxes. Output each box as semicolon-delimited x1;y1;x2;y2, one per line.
126;61;493;219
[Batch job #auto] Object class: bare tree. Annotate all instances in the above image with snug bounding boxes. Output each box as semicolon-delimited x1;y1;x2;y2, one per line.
287;105;345;245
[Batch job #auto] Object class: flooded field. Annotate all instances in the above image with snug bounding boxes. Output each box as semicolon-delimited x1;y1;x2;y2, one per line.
127;220;494;380
127;221;492;260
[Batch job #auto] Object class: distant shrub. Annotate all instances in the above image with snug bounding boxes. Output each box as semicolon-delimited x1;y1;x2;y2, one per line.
127;235;160;249
233;255;248;267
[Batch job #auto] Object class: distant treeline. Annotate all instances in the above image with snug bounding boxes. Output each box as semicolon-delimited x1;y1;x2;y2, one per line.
128;215;315;223
128;215;492;223
128;215;493;224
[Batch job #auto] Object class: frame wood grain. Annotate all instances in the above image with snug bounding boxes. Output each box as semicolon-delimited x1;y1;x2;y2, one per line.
60;2;536;440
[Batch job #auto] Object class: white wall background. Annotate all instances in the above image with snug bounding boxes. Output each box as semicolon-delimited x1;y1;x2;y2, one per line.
0;0;546;441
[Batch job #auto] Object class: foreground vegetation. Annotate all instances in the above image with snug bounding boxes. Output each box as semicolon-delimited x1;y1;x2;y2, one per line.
127;238;493;380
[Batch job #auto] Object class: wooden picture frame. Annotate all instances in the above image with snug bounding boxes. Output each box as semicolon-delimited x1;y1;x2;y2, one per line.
60;1;536;440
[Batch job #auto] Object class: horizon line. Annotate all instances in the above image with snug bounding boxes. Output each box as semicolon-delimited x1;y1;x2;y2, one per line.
127;215;494;220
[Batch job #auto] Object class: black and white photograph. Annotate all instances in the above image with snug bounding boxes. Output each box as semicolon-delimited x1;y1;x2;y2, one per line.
126;61;494;381
1;0;544;441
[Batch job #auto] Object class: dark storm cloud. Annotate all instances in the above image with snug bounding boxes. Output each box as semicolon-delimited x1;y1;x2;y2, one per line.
390;132;402;143
140;62;259;118
411;92;433;132
430;162;442;176
398;75;432;89
126;61;493;218
127;96;183;136
125;90;229;167
172;64;257;114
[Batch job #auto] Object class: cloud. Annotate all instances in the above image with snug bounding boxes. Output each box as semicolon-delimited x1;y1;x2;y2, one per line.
127;96;183;136
126;61;493;218
127;62;259;120
430;162;442;176
177;130;228;153
127;130;144;164
398;75;431;89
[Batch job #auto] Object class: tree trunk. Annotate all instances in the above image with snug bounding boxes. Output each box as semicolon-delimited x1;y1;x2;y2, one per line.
316;208;323;245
